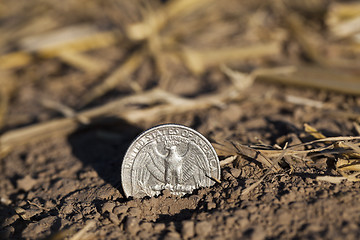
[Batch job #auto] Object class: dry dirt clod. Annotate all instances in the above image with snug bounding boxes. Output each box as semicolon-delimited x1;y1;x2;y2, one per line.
181;220;195;239
22;216;58;238
2;214;19;227
16;175;37;191
140;221;153;231
251;227;266;240
213;192;220;198
207;201;217;210
237;218;250;229
0;226;14;239
230;167;242;178
0;197;11;205
124;217;139;235
113;205;128;215
195;220;212;237
61;203;74;215
108;212;120;225
163;231;181;240
71;213;82;222
15;206;42;220
101;201;115;214
137;230;151;239
153;223;166;232
225;216;236;226
162;189;172;198
128;207;142;217
117;213;126;223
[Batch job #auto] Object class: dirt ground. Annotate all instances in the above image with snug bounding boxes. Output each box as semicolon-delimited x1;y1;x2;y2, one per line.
1;82;360;240
1;0;360;240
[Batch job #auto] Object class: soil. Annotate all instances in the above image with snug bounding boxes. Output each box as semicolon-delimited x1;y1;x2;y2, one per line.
1;81;360;240
1;1;360;239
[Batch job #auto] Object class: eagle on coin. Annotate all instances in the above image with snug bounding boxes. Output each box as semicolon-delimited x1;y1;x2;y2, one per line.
131;141;212;196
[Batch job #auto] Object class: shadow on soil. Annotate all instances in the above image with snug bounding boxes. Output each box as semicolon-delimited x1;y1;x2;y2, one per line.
67;118;143;195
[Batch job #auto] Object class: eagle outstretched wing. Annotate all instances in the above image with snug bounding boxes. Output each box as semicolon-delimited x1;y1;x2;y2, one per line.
132;143;166;184
181;142;210;184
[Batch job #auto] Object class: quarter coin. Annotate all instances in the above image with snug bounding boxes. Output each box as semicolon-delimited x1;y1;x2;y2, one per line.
121;124;220;198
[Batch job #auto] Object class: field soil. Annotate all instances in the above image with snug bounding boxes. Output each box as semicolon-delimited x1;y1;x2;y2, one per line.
1;81;360;240
1;0;360;239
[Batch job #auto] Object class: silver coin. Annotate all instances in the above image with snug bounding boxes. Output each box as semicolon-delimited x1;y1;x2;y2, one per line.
121;124;220;198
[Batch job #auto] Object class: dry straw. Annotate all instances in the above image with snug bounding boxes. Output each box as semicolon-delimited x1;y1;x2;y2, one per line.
1;0;360;187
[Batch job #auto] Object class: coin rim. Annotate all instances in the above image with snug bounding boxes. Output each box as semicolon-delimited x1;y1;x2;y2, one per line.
121;123;220;198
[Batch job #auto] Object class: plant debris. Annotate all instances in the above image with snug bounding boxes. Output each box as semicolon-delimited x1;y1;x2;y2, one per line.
1;0;360;239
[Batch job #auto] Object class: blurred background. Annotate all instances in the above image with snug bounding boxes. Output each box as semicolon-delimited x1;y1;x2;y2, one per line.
0;0;360;142
1;1;360;239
